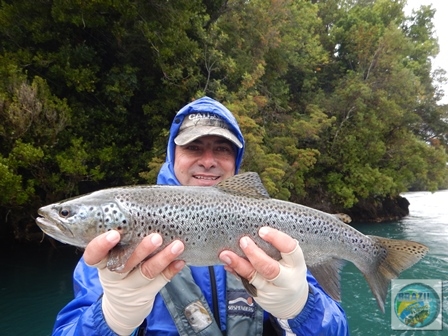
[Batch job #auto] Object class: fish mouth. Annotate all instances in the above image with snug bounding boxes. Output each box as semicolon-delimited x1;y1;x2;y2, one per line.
35;216;75;240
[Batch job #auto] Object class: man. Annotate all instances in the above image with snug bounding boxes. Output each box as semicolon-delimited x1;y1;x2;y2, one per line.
52;97;348;335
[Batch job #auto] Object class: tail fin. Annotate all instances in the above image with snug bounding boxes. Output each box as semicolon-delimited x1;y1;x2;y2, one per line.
364;236;428;312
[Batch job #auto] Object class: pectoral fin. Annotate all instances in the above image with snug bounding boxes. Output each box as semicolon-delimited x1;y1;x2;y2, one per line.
107;242;138;272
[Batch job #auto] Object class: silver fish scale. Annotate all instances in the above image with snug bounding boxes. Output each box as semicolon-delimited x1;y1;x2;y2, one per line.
113;185;378;267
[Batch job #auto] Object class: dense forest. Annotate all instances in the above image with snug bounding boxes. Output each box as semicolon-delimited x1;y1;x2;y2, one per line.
1;0;447;242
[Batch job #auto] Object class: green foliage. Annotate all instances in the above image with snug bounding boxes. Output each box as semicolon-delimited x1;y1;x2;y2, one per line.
0;161;31;205
0;57;72;210
0;0;447;240
306;0;448;208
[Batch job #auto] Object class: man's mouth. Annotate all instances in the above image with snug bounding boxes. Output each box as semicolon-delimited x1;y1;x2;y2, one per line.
193;175;220;180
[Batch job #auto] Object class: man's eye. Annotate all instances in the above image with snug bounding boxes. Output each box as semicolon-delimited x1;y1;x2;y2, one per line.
216;146;232;152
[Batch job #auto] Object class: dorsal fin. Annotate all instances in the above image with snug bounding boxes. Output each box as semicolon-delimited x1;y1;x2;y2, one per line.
215;172;270;199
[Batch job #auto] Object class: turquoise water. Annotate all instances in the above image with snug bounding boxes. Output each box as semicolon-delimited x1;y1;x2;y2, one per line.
1;190;447;335
341;190;448;335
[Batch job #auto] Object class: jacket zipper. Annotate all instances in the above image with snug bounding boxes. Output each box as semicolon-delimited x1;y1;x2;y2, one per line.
208;266;221;331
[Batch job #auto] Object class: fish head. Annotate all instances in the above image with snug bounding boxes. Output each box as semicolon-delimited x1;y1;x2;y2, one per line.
36;194;131;247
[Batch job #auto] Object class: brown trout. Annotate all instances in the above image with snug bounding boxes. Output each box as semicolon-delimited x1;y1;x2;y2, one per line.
36;172;428;312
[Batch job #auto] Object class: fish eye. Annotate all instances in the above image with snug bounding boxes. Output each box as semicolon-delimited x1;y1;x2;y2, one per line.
59;209;70;217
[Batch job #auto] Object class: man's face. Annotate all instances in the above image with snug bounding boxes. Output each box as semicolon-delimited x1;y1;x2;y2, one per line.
174;135;236;186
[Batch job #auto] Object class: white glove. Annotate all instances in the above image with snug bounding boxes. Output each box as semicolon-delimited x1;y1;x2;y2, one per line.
249;240;308;319
94;259;169;335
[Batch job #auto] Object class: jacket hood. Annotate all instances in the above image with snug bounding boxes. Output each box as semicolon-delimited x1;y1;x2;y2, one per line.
157;96;245;185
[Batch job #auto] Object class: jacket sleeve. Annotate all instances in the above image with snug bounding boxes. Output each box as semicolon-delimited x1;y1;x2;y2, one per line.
276;271;349;335
52;257;120;336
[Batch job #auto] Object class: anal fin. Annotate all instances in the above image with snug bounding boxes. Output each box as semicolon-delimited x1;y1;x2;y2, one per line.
308;259;346;302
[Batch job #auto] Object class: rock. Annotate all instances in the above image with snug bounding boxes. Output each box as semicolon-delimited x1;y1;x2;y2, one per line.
346;195;410;223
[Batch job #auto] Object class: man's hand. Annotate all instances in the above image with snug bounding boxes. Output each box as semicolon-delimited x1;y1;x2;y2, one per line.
84;230;185;335
219;227;308;319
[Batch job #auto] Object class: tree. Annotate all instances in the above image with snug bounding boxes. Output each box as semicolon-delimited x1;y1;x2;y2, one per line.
0;0;447;241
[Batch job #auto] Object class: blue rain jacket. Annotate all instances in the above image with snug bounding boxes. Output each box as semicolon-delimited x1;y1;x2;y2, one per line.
52;97;349;335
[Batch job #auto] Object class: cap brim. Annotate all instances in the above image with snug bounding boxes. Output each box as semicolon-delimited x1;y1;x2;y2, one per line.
174;126;243;148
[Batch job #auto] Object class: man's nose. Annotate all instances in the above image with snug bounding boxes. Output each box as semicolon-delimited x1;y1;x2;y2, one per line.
198;149;217;169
